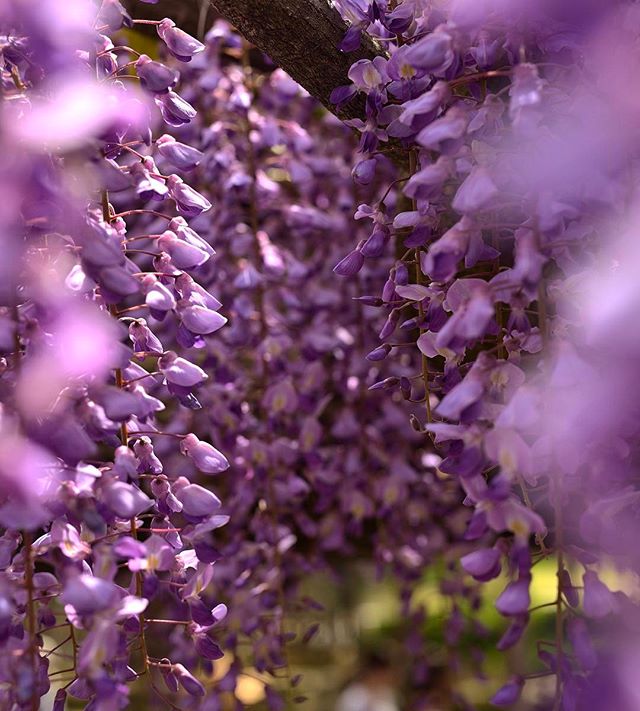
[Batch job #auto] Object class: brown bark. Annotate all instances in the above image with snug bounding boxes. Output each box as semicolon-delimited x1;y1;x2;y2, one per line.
125;0;382;122
208;0;381;121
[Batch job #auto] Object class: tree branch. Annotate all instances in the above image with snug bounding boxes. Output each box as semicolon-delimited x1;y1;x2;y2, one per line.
209;0;381;121
126;0;382;122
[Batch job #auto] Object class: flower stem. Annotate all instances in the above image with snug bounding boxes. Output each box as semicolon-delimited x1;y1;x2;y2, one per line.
408;149;432;424
103;189;149;678
553;481;564;710
23;531;39;711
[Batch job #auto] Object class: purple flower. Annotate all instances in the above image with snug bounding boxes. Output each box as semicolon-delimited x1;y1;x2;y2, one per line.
461;548;501;581
129;157;169;201
173;663;205;696
157;230;211;268
340;24;365;52
97;0;132;31
77;616;121;677
166;175;212;217
133;437;163;475
79;219;124;267
490;676;524;706
383;2;414;33
416;106;469;154
487;499;545;540
128;535;175;572
115;595;149;619
158;351;208;387
583;570;617;618
404;157;453;202
485;428;534;484
452;168;499;214
366;344;392;361
102;480;154;518
114;536;147;559
157;18;205;61
329;84;358;106
509;63;543;125
395;283;431;301
497;615;529;651
334;249;365;276
567;617;597;670
96;264;140;299
175;272;221;309
0;434;54;503
128;318;163;355
155;91;197;127
436;367;486;420
177;301;227;335
8;7;634;705
61;574;120;614
298;417;322;453
53;690;67;711
403;30;454;75
421;217;475;282
194;632;224;660
496;577;531;616
175;482;222;517
97;386;146;421
130;385;164;420
135;55;179;94
352;157;378;185
156;134;204;171
180;433;229;474
98;157;131;192
160;659;179;693
347;57;388;91
360;227;389;257
513;228;547;287
170;218;215;256
50;521;90;561
390;81;450;132
263;379;298;415
379;309;400;340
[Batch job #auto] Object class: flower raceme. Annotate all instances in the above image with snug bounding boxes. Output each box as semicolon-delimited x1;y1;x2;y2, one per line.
3;0;640;709
0;1;228;708
180;434;230;475
331;0;640;708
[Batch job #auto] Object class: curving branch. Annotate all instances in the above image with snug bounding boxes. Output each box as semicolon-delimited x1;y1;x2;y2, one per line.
125;0;382;121
208;0;381;121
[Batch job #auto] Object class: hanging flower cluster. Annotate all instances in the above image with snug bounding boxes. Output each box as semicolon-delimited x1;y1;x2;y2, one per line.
3;0;640;709
0;0;232;707
330;0;640;708
120;21;479;708
1;2;462;708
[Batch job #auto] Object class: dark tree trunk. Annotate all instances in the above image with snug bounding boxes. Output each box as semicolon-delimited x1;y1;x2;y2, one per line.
125;0;382;122
208;0;380;121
